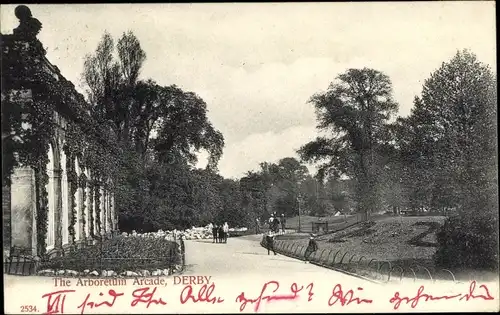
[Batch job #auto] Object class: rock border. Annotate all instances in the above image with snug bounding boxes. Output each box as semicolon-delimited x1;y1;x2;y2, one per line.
36;265;183;278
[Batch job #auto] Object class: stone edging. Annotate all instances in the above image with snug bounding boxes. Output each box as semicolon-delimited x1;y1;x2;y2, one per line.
36;266;183;278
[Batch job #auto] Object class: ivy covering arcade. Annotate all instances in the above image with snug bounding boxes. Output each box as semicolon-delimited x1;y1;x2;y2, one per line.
2;6;120;257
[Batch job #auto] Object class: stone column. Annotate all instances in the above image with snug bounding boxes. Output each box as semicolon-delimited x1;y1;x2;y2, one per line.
10;167;38;256
109;192;114;231
93;187;98;237
45;168;55;249
84;182;91;240
106;191;112;232
53;169;63;250
62;168;69;246
112;193;117;231
104;190;109;232
100;186;106;235
77;185;84;241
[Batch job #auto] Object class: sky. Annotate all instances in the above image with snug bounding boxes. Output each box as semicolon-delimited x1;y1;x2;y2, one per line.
1;2;496;179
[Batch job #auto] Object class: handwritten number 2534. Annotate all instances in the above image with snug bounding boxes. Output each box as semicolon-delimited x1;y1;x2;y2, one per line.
21;305;39;313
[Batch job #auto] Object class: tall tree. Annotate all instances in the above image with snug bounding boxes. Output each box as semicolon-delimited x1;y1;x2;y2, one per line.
420;50;499;270
406;49;497;213
82;31;226;232
82;31;146;143
117;31;146;87
299;68;398;215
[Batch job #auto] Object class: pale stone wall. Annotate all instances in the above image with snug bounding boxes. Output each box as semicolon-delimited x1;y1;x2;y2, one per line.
9;132;117;255
100;186;106;235
10;167;37;255
84;168;91;239
61;146;69;246
75;158;82;241
45;143;55;250
106;189;112;231
93;187;98;236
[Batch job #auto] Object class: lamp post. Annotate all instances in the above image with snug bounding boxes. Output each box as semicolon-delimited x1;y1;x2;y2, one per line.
296;192;301;233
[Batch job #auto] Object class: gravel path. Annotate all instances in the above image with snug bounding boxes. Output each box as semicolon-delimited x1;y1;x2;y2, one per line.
182;234;366;280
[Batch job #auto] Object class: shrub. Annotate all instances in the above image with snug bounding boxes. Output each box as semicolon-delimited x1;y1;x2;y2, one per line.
434;212;499;270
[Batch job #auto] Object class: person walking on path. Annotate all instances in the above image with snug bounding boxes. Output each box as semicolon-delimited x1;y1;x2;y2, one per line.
281;214;286;234
178;234;186;267
265;231;277;255
218;224;224;243
212;223;218;243
223;222;229;243
304;234;318;263
255;218;261;234
273;216;280;234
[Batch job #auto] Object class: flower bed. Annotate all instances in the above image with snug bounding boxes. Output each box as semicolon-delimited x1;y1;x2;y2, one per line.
37;235;180;276
36;225;252;277
120;226;250;240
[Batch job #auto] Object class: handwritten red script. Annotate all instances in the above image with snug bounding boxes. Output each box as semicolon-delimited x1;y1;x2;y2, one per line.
40;280;495;314
77;289;124;314
180;283;225;304
235;281;312;312
42;289;76;315
389;280;495;310
42;287;166;315
327;284;373;307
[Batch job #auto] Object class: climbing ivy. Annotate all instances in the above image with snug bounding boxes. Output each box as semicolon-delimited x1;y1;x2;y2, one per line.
79;172;88;239
35;164;48;256
64;147;78;244
2;35;120;255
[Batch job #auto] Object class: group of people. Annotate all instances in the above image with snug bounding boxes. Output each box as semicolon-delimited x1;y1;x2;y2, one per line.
265;230;318;263
208;222;229;243
268;213;286;234
254;213;287;235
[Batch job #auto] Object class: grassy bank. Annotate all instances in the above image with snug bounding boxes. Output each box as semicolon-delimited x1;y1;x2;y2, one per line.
281;216;446;263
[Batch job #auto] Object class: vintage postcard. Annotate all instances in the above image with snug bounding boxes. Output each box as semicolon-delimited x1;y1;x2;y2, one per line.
2;2;498;314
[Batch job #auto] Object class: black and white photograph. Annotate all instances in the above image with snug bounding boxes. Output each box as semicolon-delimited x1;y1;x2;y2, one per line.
2;2;498;313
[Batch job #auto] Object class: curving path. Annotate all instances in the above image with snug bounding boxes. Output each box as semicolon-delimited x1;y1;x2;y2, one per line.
182;234;369;279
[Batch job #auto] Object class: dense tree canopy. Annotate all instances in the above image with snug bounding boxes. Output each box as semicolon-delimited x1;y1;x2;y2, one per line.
79;31;497;272
81;31;225;231
298;50;497;270
387;50;497;216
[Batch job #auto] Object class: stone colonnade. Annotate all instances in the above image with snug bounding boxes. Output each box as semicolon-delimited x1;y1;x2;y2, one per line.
2;6;118;257
9;138;117;256
42;141;117;251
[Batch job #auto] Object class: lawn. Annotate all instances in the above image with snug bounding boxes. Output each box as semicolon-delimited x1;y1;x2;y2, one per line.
269;214;499;282
285;214;352;230
279;215;447;265
284;212;384;234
